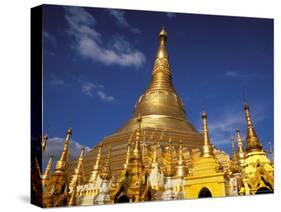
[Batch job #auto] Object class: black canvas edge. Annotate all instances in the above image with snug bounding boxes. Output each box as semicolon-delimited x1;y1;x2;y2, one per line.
31;5;43;208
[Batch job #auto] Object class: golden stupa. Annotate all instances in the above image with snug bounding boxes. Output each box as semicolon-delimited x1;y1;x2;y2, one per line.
68;27;204;178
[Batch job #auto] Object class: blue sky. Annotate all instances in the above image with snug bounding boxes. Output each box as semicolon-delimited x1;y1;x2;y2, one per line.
42;5;273;159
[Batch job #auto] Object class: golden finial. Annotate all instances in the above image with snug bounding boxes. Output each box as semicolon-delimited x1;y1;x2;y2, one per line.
159;25;167;39
142;133;146;163
236;129;245;162
164;136;175;177
175;140;188;177
54;128;72;174
100;145;111;180
41;134;48;156
89;143;103;183
231;136;236;159
152;140;158;164
156;26;168;59
178;140;184;161
133;115;142;159
202;112;213;157
69;148;85;190
42;155;53;180
230;137;240;174
124;133;133;169
243;103;263;153
34;157;42;178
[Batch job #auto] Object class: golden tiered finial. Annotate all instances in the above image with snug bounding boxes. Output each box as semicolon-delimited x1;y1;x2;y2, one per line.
100;145;111;180
236;129;245;167
124;133;133;169
157;26;168;59
175;140;188;178
132;114;142;160
202;112;213;157
231;137;240;174
152;140;158;165
67;148;84;207
88;144;103;183
41;134;48;156
34;157;42;178
54;128;72;174
231;137;236;159
42;155;53;181
69;148;85;190
243;103;263;153
164;137;175;177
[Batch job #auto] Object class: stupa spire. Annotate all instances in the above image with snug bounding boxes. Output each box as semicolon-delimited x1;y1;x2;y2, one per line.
42;155;53;181
175;140;188;177
164;137;175;177
88;144;102;183
230;137;239;174
124;133;133;169
236;129;245;167
69;148;85;190
202;112;213;157
132;114;142;160
100;145;111;180
243;103;263;153
54;128;72;174
148;26;173;92
131;27;188;121
231;137;236;159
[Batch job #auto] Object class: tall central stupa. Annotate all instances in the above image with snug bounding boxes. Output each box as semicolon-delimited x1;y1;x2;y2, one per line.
70;27;204;179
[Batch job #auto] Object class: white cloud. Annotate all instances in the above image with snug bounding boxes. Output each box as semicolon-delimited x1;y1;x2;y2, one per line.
108;9;141;34
64;7;145;68
80;80;115;102
97;90;115;102
167;12;176;18
225;70;260;78
50;79;65;86
43;137;91;168
43;31;57;47
81;81;96;96
225;71;240;77
108;10;129;27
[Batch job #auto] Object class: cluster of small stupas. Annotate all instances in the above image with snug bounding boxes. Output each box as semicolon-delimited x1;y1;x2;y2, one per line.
31;27;274;207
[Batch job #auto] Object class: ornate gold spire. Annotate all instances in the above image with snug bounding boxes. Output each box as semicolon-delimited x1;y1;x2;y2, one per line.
231;137;236;159
243;103;263;153
124;133;133;169
202;112;213;157
41;134;48;156
69;148;85;190
54;128;72;174
100;145;111;180
132;114;143;161
88;144;102;183
236;129;245;166
156;26;168;60
68;148;84;208
131;27;188;121
231;137;240;174
147;26;173;92
34;157;42;178
152;141;158;165
42;155;53;181
175;140;188;178
164;137;175;177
